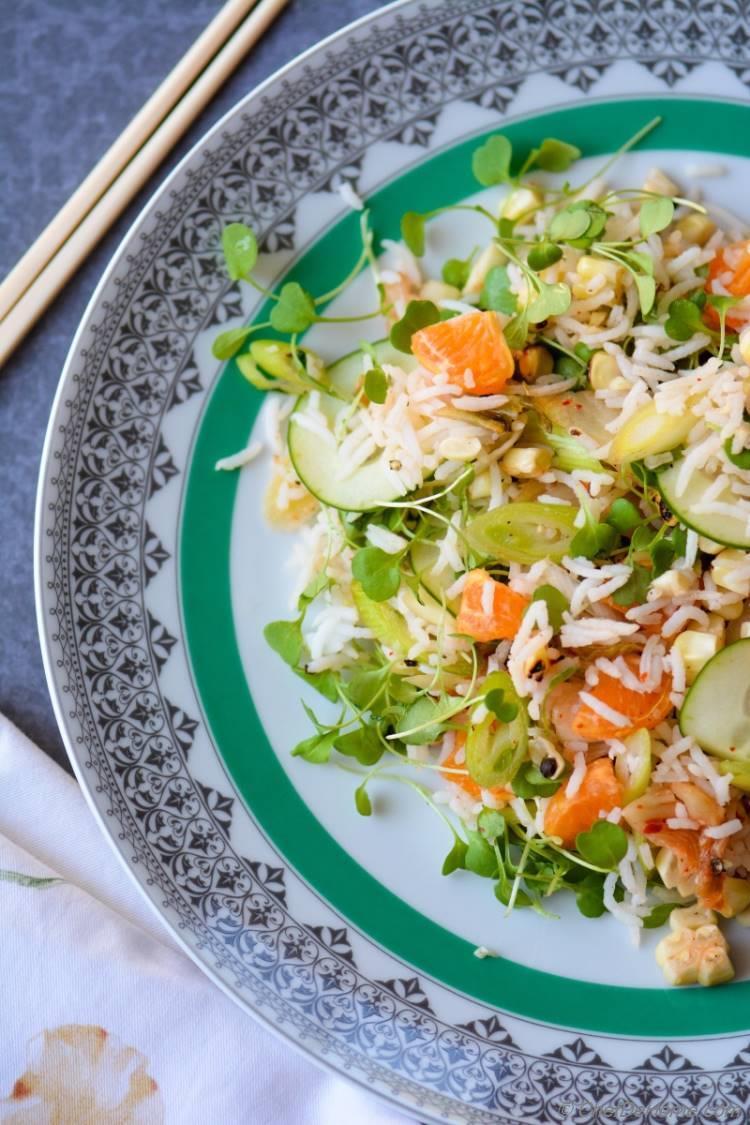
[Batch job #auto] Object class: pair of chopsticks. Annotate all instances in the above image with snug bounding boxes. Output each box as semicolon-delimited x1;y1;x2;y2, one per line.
0;0;289;370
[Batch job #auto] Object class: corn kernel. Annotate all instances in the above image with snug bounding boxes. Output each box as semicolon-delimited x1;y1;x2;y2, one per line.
463;243;505;295
671;630;721;685
712;549;750;596
500;446;553;478
500;185;543;222
469;472;491;500
576;255;621;284
713;599;745;621
517;345;553;382
649;566;697;599
437;435;482;462
420;279;460;303
670;904;717;932
589;351;629;392
674;212;716;247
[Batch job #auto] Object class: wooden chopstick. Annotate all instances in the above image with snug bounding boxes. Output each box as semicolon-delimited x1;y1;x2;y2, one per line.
0;0;258;325
0;0;289;370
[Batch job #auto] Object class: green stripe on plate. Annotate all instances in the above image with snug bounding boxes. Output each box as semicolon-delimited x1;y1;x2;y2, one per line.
182;97;750;1036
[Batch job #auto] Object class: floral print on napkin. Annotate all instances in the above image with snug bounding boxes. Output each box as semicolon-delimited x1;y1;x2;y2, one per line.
1;1024;164;1124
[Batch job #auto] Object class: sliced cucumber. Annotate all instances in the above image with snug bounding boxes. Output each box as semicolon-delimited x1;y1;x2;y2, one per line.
288;340;417;512
466;671;527;788
657;461;750;549
679;638;750;762
409;540;460;614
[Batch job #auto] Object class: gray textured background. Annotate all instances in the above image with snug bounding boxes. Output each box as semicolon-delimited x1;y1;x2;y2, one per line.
0;0;383;771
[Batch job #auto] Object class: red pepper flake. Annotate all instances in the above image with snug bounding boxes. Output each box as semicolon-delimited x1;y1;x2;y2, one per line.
561;398;572;405
12;1080;31;1100
644;819;666;834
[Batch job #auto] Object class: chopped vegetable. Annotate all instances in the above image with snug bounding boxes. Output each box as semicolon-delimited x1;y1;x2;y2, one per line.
544;758;623;848
456;569;530;642
411;309;514;395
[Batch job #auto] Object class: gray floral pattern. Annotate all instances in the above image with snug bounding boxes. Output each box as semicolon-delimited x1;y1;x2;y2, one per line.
37;1;750;1121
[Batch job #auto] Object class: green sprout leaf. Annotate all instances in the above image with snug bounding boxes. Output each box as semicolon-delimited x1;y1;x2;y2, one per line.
612;562;650;606
548;207;591;242
334;726;385;766
530;584;569;632
222;222;258;280
292;730;336;763
575;820;628;869
511;761;562;798
532;138;582;173
477;806;507;842
442;253;474;290
503;306;530;350
352;546;401;602
264;618;303;667
480;265;518;315
212;326;253;360
706;292;741;355
633;273;656;316
570;511;617;560
575;872;606;918
527;281;571;323
664;297;707;342
442;834;468;875
472;134;513;186
642;902;677;929
264;617;338;702
639;196;675;238
396;696;448;746
355;782;373;816
527;242;563;271
485;688;519;723
270;282;317;333
606;498;642;536
464;830;498;877
401;211;425;257
364;366;389;404
389;299;441;353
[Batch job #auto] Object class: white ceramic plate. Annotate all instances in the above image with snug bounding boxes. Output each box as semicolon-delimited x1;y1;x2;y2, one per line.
37;2;750;1120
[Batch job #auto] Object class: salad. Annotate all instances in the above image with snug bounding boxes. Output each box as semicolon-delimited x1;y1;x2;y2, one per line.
215;119;750;987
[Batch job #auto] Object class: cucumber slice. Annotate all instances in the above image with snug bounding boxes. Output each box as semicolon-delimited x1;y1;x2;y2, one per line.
679;638;750;762
466;671;528;788
288;341;417;512
409;540;460;614
657;462;750;549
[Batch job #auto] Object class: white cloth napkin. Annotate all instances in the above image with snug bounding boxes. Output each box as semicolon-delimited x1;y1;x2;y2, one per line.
0;714;409;1124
